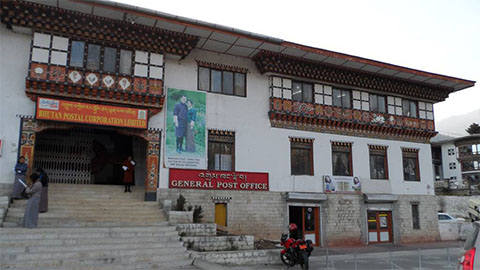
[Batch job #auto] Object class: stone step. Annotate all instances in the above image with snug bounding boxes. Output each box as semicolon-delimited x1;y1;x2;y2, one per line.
1;240;185;254
0;228;179;241
0;235;181;248
1;225;173;234
1;251;192;269
5;261;198;270
4;217;166;226
6;208;163;215
2;221;168;228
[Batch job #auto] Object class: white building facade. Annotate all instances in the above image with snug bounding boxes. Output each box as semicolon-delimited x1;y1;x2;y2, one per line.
0;1;475;246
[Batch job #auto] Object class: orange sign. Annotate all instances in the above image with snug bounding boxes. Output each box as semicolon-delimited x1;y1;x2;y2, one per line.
36;98;148;129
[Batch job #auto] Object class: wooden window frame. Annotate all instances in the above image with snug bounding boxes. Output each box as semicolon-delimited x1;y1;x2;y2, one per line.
332;88;352;109
290;140;314;176
402;148;420;181
402;99;418;118
369;146;389;180
208;131;235;171
197;66;247;98
331;142;353;176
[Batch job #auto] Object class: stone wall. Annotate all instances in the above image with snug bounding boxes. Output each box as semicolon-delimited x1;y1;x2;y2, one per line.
0;184;12;197
158;189;286;240
323;194;366;246
177;223;217;237
191;249;279;265
182;235;254;251
396;195;439;243
437;195;479;219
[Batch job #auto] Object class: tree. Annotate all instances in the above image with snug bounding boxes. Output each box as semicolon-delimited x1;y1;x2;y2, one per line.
466;123;480;135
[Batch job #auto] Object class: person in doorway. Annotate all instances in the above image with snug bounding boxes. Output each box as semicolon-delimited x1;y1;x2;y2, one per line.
173;95;188;153
11;156;28;203
122;156;136;192
23;173;42;228
185;99;197;152
36;168;49;213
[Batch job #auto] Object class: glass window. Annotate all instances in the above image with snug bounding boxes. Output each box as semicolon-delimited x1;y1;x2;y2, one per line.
86;44;101;70
403;151;420;181
70;41;85;67
292;81;303;102
119;49;132;75
103;47;117;73
211;70;222;93
291;142;313;175
332;145;352;176
403;99;418;118
208;140;234;171
234;73;246;97
370;94;386;113
303;83;313;103
412;204;420;229
304;208;315;231
333;89;351;108
370;150;387;179
198;67;210;91
223;71;234;95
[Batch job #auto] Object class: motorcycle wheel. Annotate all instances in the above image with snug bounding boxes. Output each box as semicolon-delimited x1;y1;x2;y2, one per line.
280;252;294;267
300;252;309;270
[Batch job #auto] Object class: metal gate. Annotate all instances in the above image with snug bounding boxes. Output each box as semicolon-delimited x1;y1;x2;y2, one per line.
34;128;94;184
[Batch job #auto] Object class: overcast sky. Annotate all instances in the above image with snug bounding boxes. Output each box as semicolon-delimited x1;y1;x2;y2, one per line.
118;0;480;122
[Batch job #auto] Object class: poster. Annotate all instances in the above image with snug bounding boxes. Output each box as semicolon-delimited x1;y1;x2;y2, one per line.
165;88;206;169
323;175;362;193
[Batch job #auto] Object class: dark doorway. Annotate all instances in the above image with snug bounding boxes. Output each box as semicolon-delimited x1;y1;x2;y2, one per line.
34;127;145;185
289;206;320;246
289;206;304;240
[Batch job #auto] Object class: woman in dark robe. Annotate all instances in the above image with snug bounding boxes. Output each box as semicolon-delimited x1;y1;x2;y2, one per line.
36;168;49;213
11;156;28;203
186;100;197;152
23;173;42;228
122;156;136;192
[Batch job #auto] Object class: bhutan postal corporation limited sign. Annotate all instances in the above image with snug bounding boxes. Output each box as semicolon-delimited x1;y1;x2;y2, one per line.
169;169;269;191
36;98;148;129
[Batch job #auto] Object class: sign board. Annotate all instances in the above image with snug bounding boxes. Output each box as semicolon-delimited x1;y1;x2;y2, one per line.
169;169;269;191
323;175;361;193
36;98;148;129
164;88;207;169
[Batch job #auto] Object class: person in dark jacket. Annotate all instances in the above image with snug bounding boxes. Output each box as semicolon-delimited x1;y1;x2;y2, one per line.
36;168;49;213
23;173;42;228
185;99;197;152
173;95;188;153
122;156;136;193
11;156;28;203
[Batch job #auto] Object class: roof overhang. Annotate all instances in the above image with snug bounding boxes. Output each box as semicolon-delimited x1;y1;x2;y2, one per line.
363;194;399;203
287;192;327;202
22;0;476;92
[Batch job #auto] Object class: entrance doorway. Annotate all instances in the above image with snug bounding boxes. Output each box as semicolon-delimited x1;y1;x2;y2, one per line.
289;206;320;246
215;203;227;227
33;127;146;186
367;210;393;243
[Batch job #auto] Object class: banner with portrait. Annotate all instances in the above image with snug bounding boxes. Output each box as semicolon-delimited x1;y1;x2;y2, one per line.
323;175;362;193
165;88;207;169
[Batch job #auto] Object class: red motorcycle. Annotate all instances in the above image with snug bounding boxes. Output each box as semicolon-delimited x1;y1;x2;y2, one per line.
280;224;313;269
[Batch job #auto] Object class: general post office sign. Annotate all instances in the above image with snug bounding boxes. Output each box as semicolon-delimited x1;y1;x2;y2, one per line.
169;169;269;191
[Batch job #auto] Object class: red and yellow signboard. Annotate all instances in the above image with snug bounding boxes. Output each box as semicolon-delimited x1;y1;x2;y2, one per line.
169;168;269;191
36;98;148;129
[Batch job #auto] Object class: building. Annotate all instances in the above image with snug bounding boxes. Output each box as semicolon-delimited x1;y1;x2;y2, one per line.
0;1;476;246
431;134;480;192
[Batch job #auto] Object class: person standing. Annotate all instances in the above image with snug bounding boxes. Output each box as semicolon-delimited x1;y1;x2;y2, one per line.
11;156;28;203
122;156;136;193
36;168;49;213
23;173;42;228
185;99;197;152
173;95;188;153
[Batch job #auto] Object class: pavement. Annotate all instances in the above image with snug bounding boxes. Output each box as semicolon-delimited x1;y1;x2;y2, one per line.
226;241;464;270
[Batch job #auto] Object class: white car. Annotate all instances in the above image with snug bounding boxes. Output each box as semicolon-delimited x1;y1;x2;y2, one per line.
438;213;465;223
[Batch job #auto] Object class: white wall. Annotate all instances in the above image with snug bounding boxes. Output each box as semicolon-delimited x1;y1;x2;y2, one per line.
158;49;435;195
0;25;35;184
441;142;462;180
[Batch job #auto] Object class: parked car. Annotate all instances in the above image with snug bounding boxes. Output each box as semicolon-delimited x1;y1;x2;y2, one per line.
468;199;480;221
438;213;465;223
459;221;480;270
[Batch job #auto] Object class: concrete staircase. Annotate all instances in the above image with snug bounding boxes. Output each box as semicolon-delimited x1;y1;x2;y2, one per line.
1;184;197;270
